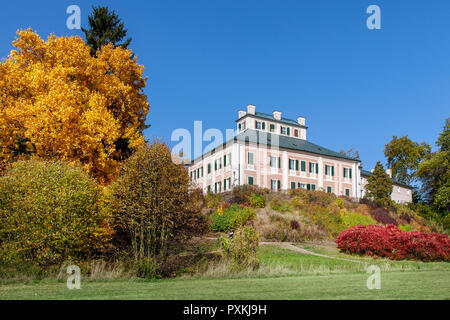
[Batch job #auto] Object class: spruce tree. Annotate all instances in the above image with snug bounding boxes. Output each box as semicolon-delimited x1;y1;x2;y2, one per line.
82;6;132;56
366;161;393;205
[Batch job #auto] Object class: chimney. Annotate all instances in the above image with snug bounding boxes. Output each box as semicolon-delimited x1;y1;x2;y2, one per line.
297;116;305;126
386;169;392;178
273;110;281;120
247;104;255;115
238;110;246;119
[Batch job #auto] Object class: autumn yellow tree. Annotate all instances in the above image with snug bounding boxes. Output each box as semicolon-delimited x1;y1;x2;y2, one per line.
0;29;149;183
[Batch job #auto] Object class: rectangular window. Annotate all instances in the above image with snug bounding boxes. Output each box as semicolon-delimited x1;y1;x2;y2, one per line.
270;156;280;168
207;185;211;193
248;176;254;185
309;162;317;173
291;182;296;189
255;120;262;129
344;168;348;178
280;126;287;135
289;159;295;170
307;184;311;190
271;180;281;191
349;168;352;178
312;184;316;191
327;186;332;193
294;129;299;137
298;183;306;189
345;189;350;197
301;161;306;172
271;180;277;191
262;122;266;130
325;165;334;176
248;152;254;165
270;124;275;132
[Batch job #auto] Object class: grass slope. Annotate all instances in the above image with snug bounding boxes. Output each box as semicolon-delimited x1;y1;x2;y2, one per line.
1;245;449;300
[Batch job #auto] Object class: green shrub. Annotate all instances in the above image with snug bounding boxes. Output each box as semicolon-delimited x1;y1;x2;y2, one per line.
247;193;266;208
399;224;413;232
0;160;113;266
335;198;345;209
270;197;293;213
109;143;205;260
301;205;345;238
205;192;222;208
340;210;377;229
219;226;259;271
209;204;256;232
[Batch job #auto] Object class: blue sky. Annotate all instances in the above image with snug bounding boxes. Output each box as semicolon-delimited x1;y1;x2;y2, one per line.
0;0;449;171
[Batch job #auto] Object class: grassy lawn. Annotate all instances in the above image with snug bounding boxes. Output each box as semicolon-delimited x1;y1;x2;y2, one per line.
1;245;449;300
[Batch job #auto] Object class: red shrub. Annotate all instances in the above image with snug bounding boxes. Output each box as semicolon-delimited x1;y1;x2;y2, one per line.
335;225;450;261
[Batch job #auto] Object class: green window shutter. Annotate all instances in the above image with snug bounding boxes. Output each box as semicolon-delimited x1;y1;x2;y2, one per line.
208;163;211;173
327;186;332;193
287;128;290;136
248;177;254;185
309;163;312;173
214;161;217;171
345;189;350;196
349;169;352;178
224;179;226;190
316;163;319;173
332;166;334;176
278;157;281;168
296;160;299;171
277;180;281;190
301;161;306;172
291;182;296;189
307;184;311;190
262;122;266;130
343;168;346;178
312;184;316;190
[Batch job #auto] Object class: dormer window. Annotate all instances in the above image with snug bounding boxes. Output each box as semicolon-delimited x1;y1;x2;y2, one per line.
280;126;290;136
238;121;246;132
255;120;265;130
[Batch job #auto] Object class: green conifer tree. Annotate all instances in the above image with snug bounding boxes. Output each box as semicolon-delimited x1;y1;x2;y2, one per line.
82;6;132;56
366;161;393;205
